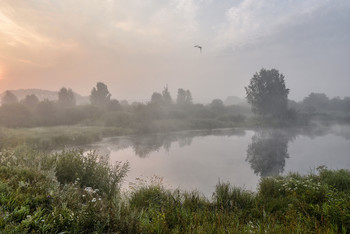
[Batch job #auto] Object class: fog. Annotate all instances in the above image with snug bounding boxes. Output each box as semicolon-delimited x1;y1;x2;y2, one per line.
1;0;350;195
1;2;350;231
1;0;349;101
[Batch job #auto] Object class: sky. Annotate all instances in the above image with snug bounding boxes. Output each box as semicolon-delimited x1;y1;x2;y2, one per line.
0;0;349;102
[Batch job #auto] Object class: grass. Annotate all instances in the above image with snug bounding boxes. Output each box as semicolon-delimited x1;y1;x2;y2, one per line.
0;146;350;233
0;126;135;150
0;119;246;151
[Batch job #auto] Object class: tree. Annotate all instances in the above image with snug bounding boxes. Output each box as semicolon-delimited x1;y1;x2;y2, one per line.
185;90;192;104
344;97;350;112
245;68;289;118
162;86;172;105
1;90;18;105
151;92;163;105
0;104;33;127
90;82;111;107
176;88;192;106
210;99;225;113
35;99;56;125
302;93;330;112
107;99;121;111
22;94;39;108
120;100;129;106
58;87;76;107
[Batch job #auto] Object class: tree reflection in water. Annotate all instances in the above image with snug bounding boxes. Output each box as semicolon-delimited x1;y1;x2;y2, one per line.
91;125;349;175
246;129;294;177
97;128;246;157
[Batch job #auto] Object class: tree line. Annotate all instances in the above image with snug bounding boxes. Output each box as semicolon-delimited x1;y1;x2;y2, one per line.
0;82;247;129
1;68;349;129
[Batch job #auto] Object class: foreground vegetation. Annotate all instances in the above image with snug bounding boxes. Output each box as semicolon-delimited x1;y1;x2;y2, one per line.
1;148;349;233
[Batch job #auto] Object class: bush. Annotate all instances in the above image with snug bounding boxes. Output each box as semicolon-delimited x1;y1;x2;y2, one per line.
55;150;129;198
318;167;350;192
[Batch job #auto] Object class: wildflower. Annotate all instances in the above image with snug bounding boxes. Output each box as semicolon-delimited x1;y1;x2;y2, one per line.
84;187;94;194
91;198;96;202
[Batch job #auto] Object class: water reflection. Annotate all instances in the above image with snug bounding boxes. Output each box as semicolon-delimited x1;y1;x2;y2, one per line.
246;130;294;177
88;125;350;195
244;125;350;177
91;125;350;178
96;128;246;157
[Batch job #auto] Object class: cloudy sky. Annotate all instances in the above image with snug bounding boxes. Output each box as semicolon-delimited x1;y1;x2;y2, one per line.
0;0;349;102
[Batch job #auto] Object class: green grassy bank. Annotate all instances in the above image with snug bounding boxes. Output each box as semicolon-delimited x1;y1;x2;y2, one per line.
0;147;349;233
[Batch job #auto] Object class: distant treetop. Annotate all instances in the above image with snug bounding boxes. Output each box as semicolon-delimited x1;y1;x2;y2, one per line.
1;90;18;105
90;82;111;107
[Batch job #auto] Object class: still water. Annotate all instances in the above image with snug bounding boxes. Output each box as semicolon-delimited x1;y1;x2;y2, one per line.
91;125;350;196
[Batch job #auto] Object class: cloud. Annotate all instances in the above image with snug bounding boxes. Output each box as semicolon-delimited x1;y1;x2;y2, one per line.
0;0;349;99
215;0;349;50
0;0;205;96
0;0;203;56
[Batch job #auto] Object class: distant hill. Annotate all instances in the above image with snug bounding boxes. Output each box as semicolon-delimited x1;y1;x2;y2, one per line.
0;89;90;105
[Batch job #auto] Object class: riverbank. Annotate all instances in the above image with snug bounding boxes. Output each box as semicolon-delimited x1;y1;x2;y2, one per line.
0;148;349;233
0;118;346;152
0;126;135;150
0;118;246;150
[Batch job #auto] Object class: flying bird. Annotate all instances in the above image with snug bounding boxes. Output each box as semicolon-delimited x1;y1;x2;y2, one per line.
194;45;202;53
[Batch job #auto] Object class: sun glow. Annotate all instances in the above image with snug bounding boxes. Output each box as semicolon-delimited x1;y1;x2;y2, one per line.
0;66;3;80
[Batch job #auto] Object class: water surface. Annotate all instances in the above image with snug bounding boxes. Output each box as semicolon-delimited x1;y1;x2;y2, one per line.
91;125;350;196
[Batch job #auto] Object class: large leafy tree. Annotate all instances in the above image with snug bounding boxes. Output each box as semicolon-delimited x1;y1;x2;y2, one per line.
245;68;289;118
90;82;111;107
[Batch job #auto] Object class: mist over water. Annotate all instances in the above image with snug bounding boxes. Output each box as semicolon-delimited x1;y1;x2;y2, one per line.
90;125;350;196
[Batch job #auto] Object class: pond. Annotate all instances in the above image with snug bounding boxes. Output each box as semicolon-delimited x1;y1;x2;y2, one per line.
90;125;350;197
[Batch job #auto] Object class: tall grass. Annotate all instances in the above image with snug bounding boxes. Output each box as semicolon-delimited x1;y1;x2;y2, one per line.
1;147;350;233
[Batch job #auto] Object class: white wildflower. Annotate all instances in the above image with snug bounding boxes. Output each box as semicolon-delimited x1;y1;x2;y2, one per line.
84;187;94;194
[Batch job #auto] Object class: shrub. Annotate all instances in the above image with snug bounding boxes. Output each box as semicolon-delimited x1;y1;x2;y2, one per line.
318;167;350;192
55;150;128;198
